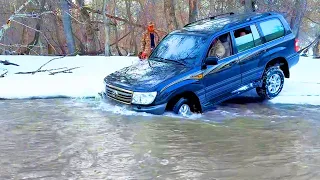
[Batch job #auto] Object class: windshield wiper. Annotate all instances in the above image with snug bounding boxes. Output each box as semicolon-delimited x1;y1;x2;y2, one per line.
152;57;186;66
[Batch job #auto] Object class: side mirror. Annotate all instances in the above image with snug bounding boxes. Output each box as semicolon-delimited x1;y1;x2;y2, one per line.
205;56;219;65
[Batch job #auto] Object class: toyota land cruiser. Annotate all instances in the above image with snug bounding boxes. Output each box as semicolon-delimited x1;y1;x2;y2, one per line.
103;12;300;115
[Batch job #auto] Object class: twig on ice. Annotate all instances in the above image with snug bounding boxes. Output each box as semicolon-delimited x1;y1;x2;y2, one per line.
0;60;20;66
49;67;81;75
32;56;66;74
0;69;8;78
15;67;69;74
15;51;79;75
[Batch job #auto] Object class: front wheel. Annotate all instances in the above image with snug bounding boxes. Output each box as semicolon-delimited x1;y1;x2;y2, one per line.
173;98;193;116
256;66;285;100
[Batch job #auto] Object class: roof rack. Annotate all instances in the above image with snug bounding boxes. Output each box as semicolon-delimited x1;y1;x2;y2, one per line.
222;12;274;29
184;12;235;27
245;12;273;21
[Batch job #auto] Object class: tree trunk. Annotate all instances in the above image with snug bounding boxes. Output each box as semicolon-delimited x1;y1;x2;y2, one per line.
244;0;255;13
164;0;179;32
60;0;76;54
314;39;320;58
177;1;186;26
25;23;41;55
125;0;137;55
189;0;198;23
25;0;46;55
113;0;122;56
290;0;307;38
114;25;123;56
209;0;215;16
77;1;97;54
54;16;67;55
103;0;110;56
19;19;28;54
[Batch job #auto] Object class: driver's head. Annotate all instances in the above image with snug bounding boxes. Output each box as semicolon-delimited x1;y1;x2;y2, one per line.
240;32;246;36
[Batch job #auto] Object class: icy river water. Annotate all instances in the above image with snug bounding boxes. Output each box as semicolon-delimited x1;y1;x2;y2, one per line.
1;98;320;180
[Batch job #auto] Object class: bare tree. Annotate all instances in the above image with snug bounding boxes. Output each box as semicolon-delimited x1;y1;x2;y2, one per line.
164;0;179;32
125;0;138;55
60;0;76;54
189;0;198;23
103;0;111;56
290;0;307;37
244;0;256;13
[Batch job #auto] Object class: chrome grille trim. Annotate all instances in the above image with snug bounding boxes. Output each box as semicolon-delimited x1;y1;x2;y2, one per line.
106;84;133;105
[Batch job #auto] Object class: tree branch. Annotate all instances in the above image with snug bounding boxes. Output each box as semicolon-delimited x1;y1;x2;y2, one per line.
298;35;320;53
304;16;320;25
33;56;66;74
15;52;79;75
110;32;131;46
49;67;81;75
0;69;8;78
83;7;144;28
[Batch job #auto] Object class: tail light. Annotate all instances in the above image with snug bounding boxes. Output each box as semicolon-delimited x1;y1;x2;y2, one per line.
294;39;299;52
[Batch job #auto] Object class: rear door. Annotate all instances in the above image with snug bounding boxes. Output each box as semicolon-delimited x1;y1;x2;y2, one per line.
232;24;266;85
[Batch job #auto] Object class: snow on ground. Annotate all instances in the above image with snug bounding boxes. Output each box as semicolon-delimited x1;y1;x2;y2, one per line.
0;55;138;99
0;55;320;106
269;57;320;105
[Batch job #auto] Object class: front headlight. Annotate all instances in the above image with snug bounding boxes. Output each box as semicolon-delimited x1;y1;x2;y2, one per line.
132;92;157;105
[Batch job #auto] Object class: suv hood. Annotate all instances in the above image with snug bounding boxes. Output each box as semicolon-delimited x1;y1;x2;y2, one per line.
105;60;191;91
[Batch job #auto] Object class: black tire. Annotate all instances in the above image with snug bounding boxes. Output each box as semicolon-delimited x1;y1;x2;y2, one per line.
173;98;193;115
256;66;285;100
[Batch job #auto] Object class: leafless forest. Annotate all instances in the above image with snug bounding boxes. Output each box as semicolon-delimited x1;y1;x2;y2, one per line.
0;0;319;57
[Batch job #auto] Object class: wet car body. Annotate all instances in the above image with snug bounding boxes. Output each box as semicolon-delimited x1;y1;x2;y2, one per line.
103;12;300;115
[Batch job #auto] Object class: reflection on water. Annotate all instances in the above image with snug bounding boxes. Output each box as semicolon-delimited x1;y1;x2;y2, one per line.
0;99;320;179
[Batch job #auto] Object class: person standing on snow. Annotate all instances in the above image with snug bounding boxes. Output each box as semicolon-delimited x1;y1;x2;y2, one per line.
139;22;161;60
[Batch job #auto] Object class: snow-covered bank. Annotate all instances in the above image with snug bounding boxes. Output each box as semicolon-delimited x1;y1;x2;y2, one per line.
0;55;138;99
269;57;320;105
1;55;320;106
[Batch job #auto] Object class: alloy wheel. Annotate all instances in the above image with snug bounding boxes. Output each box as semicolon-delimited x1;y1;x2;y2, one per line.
179;104;191;116
267;74;282;94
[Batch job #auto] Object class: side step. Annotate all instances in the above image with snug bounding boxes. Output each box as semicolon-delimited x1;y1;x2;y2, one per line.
211;81;262;105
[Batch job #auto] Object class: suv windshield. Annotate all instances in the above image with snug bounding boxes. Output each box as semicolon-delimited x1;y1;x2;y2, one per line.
150;34;209;66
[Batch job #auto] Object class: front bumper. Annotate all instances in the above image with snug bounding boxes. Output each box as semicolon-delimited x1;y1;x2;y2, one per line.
132;103;167;115
101;92;167;115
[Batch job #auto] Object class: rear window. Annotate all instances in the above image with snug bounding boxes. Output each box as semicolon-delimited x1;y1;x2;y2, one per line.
259;19;285;42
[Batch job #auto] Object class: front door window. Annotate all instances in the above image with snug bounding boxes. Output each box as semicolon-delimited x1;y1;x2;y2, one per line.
207;33;233;60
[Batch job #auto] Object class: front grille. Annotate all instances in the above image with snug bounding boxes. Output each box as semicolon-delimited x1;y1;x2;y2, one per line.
106;84;133;104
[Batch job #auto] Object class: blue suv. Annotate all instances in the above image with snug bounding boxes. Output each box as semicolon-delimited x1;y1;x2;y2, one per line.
103;12;300;115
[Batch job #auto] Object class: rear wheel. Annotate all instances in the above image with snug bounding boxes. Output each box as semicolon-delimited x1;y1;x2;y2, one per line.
256;66;285;100
173;98;193;116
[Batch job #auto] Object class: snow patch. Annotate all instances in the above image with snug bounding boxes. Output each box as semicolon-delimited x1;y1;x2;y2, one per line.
0;55;138;99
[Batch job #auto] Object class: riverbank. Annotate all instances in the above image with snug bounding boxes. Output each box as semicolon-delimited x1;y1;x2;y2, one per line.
1;55;320;105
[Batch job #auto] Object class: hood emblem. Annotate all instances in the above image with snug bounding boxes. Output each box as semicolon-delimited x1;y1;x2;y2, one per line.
112;90;118;97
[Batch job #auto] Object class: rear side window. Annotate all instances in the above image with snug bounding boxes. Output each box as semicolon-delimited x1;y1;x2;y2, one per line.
259;19;285;42
233;25;262;53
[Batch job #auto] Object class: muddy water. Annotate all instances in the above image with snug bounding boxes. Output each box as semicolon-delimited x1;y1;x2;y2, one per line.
0;99;320;179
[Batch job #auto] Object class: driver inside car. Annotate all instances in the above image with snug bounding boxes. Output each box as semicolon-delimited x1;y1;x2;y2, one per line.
208;38;226;59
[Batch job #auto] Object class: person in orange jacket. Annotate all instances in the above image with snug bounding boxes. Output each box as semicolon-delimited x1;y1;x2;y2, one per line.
139;22;161;60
